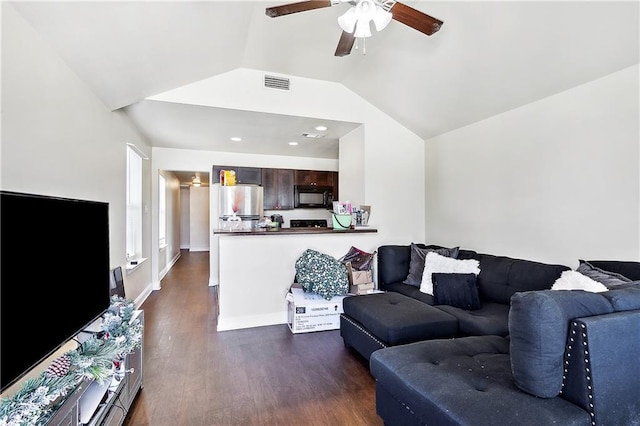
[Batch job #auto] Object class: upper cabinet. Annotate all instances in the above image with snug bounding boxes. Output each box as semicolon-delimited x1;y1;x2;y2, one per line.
262;168;295;210
294;170;336;187
295;170;338;200
212;166;262;185
212;165;337;209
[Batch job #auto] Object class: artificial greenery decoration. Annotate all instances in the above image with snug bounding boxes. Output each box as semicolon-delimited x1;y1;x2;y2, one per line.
0;296;143;426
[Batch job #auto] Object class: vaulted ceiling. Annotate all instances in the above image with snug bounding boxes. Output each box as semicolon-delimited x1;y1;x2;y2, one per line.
10;1;639;160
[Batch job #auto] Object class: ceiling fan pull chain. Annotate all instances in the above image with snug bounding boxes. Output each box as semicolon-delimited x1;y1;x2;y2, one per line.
362;37;367;55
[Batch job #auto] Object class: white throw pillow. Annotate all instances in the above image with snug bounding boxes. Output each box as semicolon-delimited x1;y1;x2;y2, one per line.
420;252;481;295
551;270;608;293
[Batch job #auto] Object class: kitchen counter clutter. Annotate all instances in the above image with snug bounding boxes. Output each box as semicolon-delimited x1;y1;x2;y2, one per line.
213;226;377;235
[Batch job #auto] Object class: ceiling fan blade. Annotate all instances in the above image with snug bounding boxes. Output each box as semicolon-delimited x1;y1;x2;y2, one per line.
390;2;443;36
334;31;356;57
266;0;333;18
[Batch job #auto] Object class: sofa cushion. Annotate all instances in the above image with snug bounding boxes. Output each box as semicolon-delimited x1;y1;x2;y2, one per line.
433;273;481;310
370;336;591;426
436;301;510;336
577;259;632;287
476;254;569;304
601;287;640;311
383;281;435;305
342;292;458;346
403;243;459;287
421;252;481;295
509;290;613;398
377;245;416;289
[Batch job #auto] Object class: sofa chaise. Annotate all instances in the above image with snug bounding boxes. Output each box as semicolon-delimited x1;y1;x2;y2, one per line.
370;285;640;425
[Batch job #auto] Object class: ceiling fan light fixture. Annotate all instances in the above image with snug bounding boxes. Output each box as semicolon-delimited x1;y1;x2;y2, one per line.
338;7;357;33
355;0;376;37
339;0;390;38
373;6;392;31
354;20;372;38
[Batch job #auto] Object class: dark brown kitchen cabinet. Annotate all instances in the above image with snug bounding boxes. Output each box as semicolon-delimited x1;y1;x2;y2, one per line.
212;165;262;185
262;168;294;210
294;170;335;187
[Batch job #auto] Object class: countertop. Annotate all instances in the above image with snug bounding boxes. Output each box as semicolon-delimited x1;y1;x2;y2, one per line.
213;226;377;236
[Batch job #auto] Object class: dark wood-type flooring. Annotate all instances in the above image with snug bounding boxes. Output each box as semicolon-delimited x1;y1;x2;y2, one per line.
124;250;382;426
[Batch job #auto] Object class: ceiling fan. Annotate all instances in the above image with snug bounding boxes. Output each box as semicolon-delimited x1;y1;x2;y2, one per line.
265;0;443;57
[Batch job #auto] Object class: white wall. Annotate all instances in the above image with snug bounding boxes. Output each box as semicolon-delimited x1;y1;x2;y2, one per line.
189;186;210;251
0;3;155;391
339;125;366;205
425;65;640;267
180;187;191;249
1;3;154;303
158;171;181;279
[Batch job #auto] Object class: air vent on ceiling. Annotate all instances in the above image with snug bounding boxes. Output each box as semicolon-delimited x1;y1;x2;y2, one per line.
264;75;290;91
301;132;326;139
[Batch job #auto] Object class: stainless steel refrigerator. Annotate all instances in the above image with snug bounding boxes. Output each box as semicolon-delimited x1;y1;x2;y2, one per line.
213;184;264;230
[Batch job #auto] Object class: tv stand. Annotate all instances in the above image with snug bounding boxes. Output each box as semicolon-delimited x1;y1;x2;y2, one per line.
47;310;144;426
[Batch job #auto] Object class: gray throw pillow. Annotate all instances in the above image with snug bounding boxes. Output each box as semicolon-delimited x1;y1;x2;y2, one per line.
577;259;632;288
403;243;460;287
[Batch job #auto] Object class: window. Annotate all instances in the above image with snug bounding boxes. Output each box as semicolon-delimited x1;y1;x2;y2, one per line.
126;145;143;261
158;174;167;248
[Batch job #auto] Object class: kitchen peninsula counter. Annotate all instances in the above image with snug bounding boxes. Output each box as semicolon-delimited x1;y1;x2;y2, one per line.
213;227;377;236
212;226;379;332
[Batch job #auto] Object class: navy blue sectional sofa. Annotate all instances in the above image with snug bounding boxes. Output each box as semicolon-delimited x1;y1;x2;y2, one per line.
340;244;640;425
340;244;569;360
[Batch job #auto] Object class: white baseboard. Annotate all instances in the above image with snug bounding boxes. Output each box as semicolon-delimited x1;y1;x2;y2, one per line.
216;312;287;331
189;246;210;252
133;284;154;308
159;251;181;280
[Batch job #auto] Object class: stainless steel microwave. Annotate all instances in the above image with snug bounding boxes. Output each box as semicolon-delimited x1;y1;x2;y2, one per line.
294;185;333;209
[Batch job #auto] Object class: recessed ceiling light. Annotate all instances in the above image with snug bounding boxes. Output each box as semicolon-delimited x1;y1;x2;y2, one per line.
288;141;299;146
314;125;328;131
230;137;242;142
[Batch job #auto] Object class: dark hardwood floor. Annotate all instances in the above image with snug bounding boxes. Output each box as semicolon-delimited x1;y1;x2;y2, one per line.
124;250;382;425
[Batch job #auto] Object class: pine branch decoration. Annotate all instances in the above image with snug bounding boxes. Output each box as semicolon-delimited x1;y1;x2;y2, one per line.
0;296;142;425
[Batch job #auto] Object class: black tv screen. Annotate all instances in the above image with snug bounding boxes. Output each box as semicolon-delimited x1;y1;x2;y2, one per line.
1;191;111;392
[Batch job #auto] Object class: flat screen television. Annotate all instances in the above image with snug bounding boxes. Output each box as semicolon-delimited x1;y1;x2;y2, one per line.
0;190;111;393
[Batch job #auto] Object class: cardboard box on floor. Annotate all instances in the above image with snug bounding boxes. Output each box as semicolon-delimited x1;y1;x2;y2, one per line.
350;282;376;295
286;286;347;334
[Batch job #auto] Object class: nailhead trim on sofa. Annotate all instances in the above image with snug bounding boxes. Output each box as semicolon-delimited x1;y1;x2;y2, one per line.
340;314;388;349
562;320;596;426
